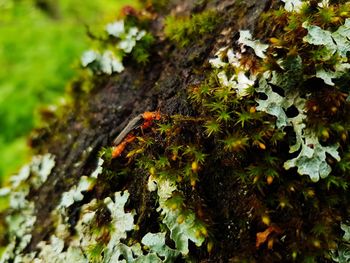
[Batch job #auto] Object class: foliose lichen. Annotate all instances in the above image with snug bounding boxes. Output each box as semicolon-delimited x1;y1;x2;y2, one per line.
2;1;350;262
81;17;153;75
0;154;56;263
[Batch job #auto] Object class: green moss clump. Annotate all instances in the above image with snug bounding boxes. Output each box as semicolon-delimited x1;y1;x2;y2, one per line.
164;10;222;47
183;1;350;260
131;32;155;64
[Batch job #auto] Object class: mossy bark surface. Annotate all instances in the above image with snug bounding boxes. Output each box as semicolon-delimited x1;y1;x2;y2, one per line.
29;0;268;256
3;0;350;262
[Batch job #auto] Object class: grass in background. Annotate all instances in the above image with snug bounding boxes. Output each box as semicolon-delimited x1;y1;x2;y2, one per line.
0;0;138;183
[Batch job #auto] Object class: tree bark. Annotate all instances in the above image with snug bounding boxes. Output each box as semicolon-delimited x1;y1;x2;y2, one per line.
2;0;350;262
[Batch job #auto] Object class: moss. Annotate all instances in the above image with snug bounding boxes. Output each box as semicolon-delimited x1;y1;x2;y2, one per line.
2;1;350;262
184;1;350;260
81;13;155;76
164;10;222;47
131;32;155;64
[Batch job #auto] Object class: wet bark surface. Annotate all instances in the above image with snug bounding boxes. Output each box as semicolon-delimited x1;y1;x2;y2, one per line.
26;0;272;260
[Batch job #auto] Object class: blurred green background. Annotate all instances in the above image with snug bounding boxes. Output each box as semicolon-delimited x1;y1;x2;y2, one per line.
0;0;138;183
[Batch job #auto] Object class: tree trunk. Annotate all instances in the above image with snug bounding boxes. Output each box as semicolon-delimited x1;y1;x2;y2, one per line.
2;0;350;262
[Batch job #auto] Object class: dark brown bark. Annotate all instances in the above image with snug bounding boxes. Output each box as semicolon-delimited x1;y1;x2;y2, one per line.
25;0;272;261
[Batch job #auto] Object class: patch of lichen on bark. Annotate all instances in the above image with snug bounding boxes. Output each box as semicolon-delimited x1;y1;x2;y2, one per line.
0;0;232;261
2;0;350;262
0;0;267;261
188;0;350;261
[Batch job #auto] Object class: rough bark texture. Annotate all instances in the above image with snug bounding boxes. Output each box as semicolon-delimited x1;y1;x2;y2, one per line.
3;0;350;262
28;0;270;258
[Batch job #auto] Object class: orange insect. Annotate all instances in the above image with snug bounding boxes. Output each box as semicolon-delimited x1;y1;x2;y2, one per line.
140;111;162;129
111;110;161;159
112;134;136;158
256;225;281;249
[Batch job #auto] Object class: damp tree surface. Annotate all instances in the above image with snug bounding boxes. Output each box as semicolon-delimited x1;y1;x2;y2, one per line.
1;0;350;262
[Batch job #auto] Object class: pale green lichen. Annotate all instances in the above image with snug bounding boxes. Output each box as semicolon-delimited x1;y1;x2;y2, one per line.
316;67;339;86
0;154;56;262
30;188;181;263
103;236;179;263
303;19;350;59
73;199;100;257
30;154;56;189
57;157;102;210
208;30;268;99
7;153;55;190
141;232;180;262
210;25;343;182
256;73;341;182
331;223;350;263
36;236;87;263
82;50;124;75
91;158;104;178
103;191;136;259
302;18;350;86
106;20;125;38
209;47;257;98
238;30;269;59
100;51;125;75
255;78;305;129
342;223;350;242
148;176;206;255
57;176;96;209
81;19;147;75
5;201;36;254
284;133;340;182
1;152;189;262
258;19;350;181
281;0;305;13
